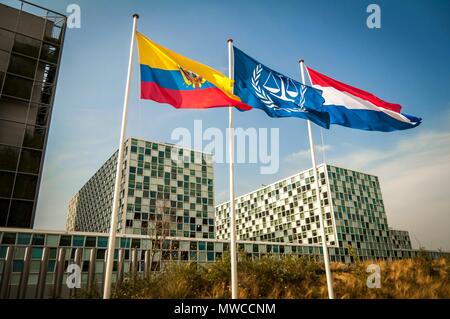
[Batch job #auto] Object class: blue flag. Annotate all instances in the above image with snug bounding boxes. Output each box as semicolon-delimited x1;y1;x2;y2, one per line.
233;46;330;129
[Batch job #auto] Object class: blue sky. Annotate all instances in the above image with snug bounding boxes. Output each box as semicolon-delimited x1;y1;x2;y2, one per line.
24;0;450;250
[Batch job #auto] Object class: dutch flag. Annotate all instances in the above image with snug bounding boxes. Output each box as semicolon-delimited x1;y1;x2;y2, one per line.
306;66;421;132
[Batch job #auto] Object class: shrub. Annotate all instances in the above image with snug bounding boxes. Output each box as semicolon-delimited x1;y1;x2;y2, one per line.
104;257;450;299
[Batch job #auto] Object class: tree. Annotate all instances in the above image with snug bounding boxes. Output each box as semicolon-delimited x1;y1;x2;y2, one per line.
145;198;171;273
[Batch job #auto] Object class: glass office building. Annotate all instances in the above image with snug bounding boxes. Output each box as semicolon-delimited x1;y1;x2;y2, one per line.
0;227;447;298
1;156;448;298
216;164;410;261
389;228;412;250
70;140;414;264
67;138;215;239
0;1;66;227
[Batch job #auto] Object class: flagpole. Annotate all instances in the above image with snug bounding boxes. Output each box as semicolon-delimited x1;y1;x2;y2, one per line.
103;13;139;299
299;59;335;299
227;38;238;299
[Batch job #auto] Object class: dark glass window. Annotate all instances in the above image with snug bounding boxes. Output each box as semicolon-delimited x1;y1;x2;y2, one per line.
13;173;37;200
44;22;63;45
0;5;19;31
17;12;45;39
0;119;25;146
31;234;45;245
0;50;9;72
23;125;45;149
96;249;106;259
31;81;53;105
0;96;29;123
85;236;96;247
0;145;20;171
47;260;56;272
7;54;37;78
0;29;14;51
18;148;41;174
0;199;9;226
7;200;33;227
1;232;16;244
59;235;71;246
0;171;15;197
40;43;59;63
12;34;41;58
27;103;49;126
35;61;56;84
131;238;140;248
2;74;33;100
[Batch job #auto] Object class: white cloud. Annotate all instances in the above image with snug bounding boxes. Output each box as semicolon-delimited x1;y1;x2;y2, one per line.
284;144;333;162
328;130;450;251
282;128;450;251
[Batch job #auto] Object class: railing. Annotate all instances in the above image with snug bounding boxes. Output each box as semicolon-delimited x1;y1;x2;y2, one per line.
0;246;158;299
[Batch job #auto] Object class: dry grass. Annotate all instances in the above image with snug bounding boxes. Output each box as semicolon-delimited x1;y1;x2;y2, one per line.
110;255;450;299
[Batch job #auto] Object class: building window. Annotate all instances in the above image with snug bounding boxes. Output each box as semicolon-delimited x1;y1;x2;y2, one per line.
13;173;37;200
7;54;37;78
0;96;30;123
2;74;33;100
18;148;41;174
0;29;14;51
22;125;45;149
12;34;41;58
0;171;15;197
7;200;33;227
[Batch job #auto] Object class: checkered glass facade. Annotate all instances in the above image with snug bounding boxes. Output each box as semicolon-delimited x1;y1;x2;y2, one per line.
216;164;408;261
389;229;412;250
216;165;337;246
67;138;215;239
328;165;393;260
125;138;214;238
66;151;117;232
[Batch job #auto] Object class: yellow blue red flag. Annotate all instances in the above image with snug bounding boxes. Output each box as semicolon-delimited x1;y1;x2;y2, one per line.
136;32;251;111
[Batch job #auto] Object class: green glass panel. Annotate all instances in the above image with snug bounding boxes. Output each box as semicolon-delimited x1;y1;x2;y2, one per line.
46;235;59;247
17;233;31;245
31;247;43;259
47;260;56;272
12;260;23;272
72;236;85;247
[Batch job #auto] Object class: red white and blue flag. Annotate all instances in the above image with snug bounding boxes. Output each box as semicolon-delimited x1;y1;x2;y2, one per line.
306;67;421;132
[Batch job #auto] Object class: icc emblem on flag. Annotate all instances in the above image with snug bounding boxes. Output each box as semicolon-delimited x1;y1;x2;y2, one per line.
232;46;329;128
251;64;308;113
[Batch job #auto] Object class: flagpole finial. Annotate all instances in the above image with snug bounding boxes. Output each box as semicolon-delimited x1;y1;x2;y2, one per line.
299;58;304;63
227;38;233;43
133;13;139;19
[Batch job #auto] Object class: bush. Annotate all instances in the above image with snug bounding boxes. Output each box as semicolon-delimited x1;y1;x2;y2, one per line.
104;257;450;299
